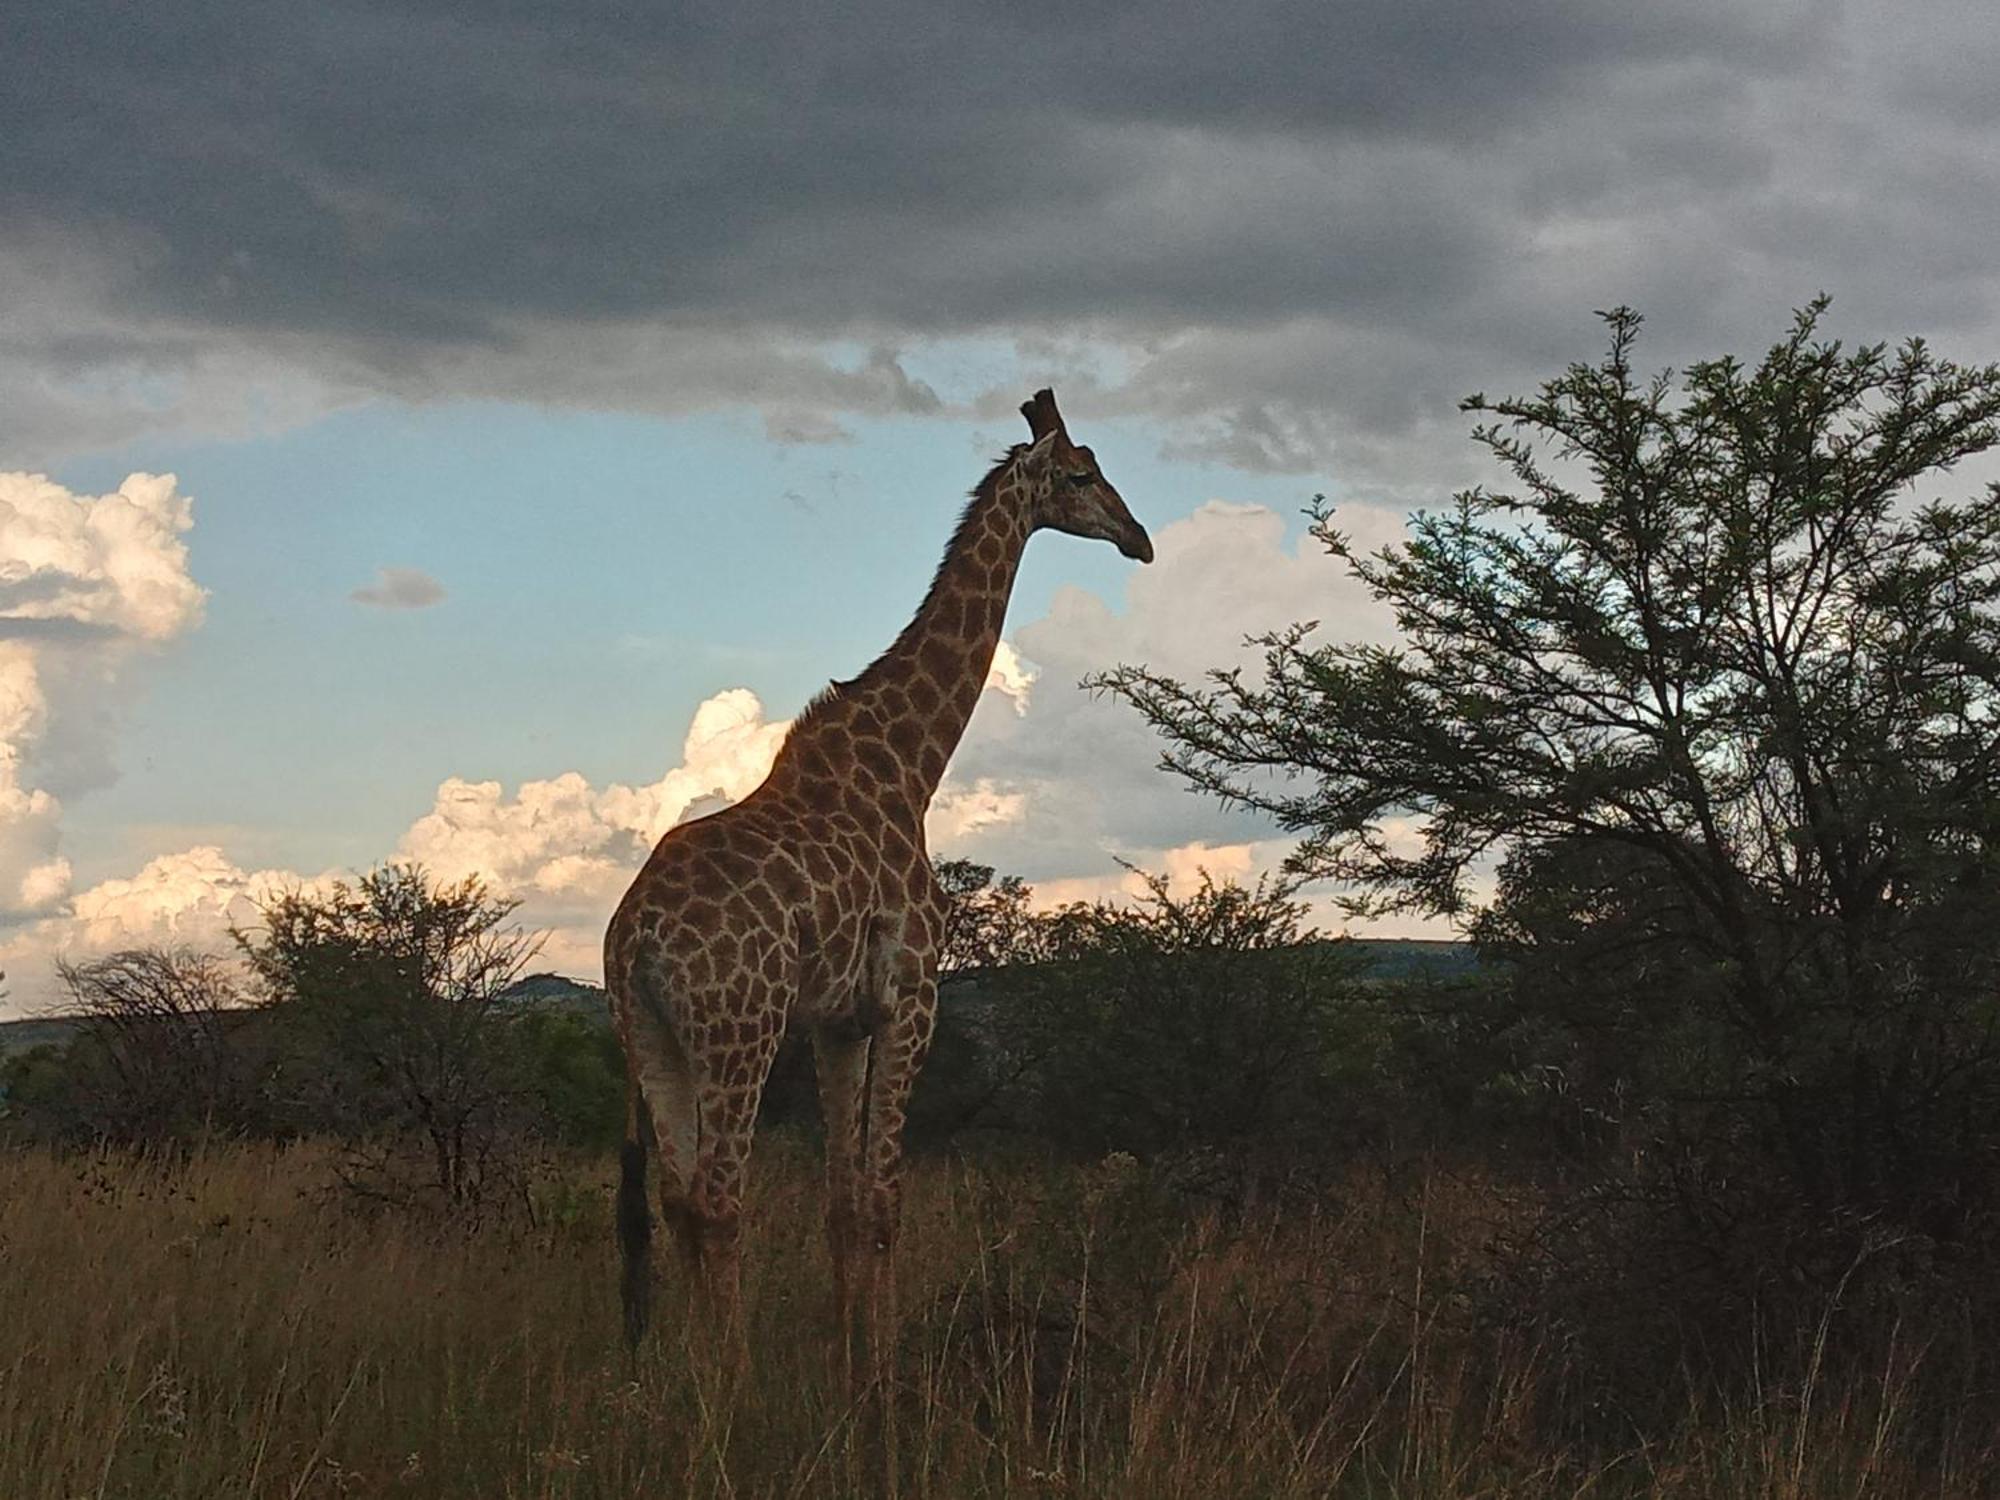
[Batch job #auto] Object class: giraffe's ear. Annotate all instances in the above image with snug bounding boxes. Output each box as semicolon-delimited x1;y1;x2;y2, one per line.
1020;388;1066;441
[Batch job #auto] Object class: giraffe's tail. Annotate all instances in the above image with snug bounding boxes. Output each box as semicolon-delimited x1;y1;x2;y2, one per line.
617;1081;653;1348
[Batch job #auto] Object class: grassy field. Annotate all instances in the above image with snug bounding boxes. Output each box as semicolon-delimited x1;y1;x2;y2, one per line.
0;1138;1983;1499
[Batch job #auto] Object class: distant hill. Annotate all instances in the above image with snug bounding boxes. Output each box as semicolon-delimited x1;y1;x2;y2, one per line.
499;972;607;1019
0;1016;81;1061
2;944;1474;1062
0;975;607;1064
1342;938;1481;981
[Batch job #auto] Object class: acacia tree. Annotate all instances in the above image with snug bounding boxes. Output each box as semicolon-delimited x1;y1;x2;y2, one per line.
239;864;543;1210
1097;302;2000;1235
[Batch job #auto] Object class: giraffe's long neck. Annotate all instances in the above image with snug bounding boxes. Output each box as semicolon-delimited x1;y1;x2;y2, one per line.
776;472;1031;822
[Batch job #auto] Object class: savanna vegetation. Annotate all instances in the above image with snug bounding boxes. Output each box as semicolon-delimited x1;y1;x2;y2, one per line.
6;302;2000;1496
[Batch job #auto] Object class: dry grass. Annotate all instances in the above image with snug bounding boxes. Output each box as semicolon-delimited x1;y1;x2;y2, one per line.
0;1137;1983;1498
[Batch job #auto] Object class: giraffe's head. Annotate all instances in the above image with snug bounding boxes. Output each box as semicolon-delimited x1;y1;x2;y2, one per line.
1017;388;1153;564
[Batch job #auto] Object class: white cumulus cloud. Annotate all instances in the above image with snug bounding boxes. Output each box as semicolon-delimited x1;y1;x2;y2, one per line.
397;688;795;896
982;640;1037;715
926;777;1030;843
0;846;345;1012
64;846;331;951
0;472;204;919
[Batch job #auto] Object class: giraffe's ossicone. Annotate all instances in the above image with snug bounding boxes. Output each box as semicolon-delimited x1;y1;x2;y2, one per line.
603;387;1150;1377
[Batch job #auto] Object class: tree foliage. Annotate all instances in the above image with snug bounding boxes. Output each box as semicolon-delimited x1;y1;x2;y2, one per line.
934;858;1044;973
1097;301;2000;1239
238;864;546;1211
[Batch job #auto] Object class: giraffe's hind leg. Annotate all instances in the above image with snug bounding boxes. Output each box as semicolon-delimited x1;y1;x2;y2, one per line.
685;989;786;1347
618;1079;654;1345
628;999;703;1267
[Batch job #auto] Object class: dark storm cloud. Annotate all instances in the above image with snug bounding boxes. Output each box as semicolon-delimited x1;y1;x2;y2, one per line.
4;0;1810;331
7;0;1999;482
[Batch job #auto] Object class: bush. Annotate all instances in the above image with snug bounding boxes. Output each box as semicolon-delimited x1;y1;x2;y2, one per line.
0;950;275;1148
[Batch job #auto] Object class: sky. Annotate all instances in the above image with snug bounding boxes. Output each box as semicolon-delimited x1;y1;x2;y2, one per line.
5;0;2000;1014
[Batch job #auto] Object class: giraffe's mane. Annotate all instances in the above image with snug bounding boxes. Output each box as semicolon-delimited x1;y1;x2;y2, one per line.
790;444;1026;732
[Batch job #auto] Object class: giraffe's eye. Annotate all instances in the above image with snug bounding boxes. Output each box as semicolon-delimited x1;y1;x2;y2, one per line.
1067;472;1094;487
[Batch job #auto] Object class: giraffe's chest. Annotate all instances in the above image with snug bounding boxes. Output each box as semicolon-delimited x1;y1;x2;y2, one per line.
789;844;933;1024
791;884;886;1021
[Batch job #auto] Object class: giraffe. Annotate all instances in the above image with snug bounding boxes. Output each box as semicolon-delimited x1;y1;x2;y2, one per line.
604;388;1151;1380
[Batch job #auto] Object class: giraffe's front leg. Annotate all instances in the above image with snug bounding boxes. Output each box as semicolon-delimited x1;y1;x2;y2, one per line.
855;948;937;1500
812;1023;869;1387
859;950;939;1390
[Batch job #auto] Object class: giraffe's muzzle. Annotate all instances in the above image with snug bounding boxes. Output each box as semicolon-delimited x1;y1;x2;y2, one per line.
1118;524;1155;564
